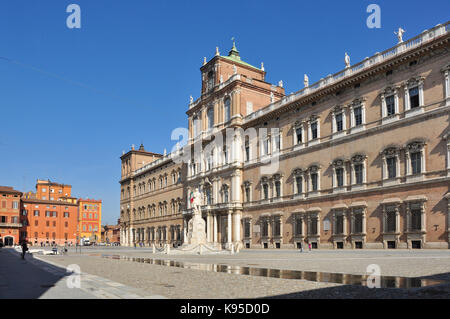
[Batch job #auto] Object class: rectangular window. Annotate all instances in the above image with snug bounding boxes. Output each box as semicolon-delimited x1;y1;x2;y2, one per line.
263;184;269;200
274;135;281;151
411;209;421;231
387;157;397;179
244;221;251;238
13;201;19;209
354;164;363;184
35;220;38;226
262;222;268;237
311;173;318;191
386;95;395;116
386;208;396;233
245;144;250;161
335;113;343;132
295;218;302;235
409;87;419;108
296;127;302;144
263;139;269;155
336;168;344;187
335;214;344;234
295;176;302;194
354;106;362;126
245;187;251;202
311;122;318;139
274;220;281;236
354;211;363;233
310;217;318;235
411;152;422;174
34;210;39;216
275;181;281;198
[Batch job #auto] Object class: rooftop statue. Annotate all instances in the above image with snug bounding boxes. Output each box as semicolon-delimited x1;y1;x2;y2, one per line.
304;74;309;88
394;27;406;43
345;52;351;68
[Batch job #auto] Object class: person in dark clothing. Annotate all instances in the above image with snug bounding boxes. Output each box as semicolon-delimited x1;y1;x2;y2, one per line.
21;241;28;259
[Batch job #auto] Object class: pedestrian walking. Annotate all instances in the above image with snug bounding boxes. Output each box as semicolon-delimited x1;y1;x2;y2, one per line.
308;243;312;251
21;241;28;259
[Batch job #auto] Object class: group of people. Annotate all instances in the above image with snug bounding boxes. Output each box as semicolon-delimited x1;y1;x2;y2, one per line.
299;243;313;252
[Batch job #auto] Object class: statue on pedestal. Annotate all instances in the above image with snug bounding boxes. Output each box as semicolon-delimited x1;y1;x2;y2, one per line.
304;74;309;88
186;188;206;245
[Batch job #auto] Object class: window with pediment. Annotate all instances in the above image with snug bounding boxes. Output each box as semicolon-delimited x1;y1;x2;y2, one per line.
404;77;425;114
406;141;426;177
380;86;400;123
382;147;400;181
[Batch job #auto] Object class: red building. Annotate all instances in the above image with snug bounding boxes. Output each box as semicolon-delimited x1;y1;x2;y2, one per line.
0;186;22;246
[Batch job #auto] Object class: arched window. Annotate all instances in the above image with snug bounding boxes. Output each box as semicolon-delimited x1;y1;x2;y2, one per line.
207;107;214;129
207;71;215;91
224;98;231;122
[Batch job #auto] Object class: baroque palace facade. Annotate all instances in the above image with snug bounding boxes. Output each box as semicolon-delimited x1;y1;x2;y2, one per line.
120;22;450;250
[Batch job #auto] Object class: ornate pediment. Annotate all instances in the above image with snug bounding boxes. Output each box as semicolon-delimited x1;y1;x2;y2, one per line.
405;76;425;87
308;165;319;173
382;147;399;157
351;154;366;163
407;141;425;151
332;159;345;167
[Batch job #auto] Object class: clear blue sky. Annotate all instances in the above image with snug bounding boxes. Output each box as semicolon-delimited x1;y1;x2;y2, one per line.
0;0;448;224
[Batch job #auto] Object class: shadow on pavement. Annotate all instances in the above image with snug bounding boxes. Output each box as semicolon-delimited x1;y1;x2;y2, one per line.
0;248;70;299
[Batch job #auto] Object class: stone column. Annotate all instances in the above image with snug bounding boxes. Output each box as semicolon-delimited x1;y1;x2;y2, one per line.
227;210;232;246
213;213;218;243
233;211;241;244
183;217;187;243
207;212;212;243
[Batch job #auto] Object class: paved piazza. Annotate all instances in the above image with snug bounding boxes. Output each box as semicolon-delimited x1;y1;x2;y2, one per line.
28;247;450;299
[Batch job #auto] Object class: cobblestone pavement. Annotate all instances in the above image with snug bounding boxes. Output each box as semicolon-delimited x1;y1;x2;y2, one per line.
35;247;450;299
0;248;166;299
